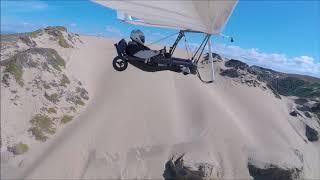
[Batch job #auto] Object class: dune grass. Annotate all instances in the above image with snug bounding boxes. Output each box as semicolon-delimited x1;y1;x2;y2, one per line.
8;142;29;155
74;96;85;106
61;115;73;124
5;63;24;86
70;106;76;113
58;36;72;48
67;95;85;106
28;114;55;142
44;92;60;103
45;48;66;71
47;107;57;114
29;29;43;38
60;74;70;87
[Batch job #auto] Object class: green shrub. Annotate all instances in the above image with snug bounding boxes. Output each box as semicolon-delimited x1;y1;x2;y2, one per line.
5;63;24;86
8;142;29;155
55;26;67;32
76;87;89;100
47;107;57;114
43;81;51;89
61;115;73;124
29;114;55;142
55;55;66;68
70;106;76;112
75;97;85;106
29;29;43;38
58;36;71;48
60;74;70;87
30;114;55;134
44;92;60;103
46;49;65;71
28;127;48;142
67;95;85;106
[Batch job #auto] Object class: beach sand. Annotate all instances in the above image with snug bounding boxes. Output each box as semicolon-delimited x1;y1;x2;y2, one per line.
1;35;319;179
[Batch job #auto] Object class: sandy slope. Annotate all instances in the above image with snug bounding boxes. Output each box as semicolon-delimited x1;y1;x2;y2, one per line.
5;36;319;179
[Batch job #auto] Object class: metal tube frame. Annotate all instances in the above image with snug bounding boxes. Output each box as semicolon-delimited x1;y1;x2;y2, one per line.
192;35;209;61
167;31;214;83
169;30;209;62
169;31;185;55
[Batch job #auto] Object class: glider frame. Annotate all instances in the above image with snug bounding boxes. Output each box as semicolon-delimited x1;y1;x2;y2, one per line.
113;30;214;83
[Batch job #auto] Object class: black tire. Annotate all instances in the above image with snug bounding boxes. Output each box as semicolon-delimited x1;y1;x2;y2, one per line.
113;56;128;71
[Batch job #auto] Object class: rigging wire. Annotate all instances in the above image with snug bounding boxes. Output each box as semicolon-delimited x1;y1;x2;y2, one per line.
184;35;191;59
192;33;205;56
148;32;179;45
192;35;209;61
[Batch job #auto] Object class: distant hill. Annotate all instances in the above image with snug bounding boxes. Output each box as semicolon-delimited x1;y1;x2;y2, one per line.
215;57;320;101
249;65;320;100
220;58;320;121
0;30;17;34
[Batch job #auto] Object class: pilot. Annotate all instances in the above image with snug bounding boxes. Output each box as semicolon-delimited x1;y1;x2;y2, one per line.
126;29;160;61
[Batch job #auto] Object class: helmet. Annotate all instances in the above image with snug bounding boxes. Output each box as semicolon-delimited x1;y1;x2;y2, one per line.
130;29;145;45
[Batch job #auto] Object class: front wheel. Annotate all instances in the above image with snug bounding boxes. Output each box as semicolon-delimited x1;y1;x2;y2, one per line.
113;56;128;71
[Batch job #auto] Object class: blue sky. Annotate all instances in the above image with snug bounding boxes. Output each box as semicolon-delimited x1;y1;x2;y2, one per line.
1;0;319;77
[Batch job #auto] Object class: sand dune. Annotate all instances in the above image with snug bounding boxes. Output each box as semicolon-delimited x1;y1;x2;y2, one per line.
2;35;319;179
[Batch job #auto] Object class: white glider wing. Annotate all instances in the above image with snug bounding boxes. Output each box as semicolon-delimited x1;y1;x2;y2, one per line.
94;0;238;35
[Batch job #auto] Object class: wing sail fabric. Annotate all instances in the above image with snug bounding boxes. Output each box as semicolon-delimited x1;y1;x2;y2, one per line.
94;0;237;35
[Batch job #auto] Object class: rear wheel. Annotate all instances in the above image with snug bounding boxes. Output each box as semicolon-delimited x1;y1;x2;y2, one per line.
113;56;128;71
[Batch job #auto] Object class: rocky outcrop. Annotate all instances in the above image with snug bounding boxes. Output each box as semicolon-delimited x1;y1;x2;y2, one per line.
225;59;249;70
220;68;240;78
203;52;223;62
296;104;311;112
163;154;218;180
294;100;320;120
289;110;300;117
294;98;309;105
248;163;302;180
220;60;271;94
305;125;319;142
248;152;303;180
311;103;320;113
304;112;312;118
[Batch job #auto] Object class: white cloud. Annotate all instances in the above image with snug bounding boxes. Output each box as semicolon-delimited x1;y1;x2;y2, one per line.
211;44;320;77
292;56;314;65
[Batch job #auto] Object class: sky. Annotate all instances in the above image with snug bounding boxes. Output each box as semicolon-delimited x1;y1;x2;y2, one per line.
1;0;319;77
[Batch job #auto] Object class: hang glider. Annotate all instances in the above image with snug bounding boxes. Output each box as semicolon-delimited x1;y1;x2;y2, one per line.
94;0;238;83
